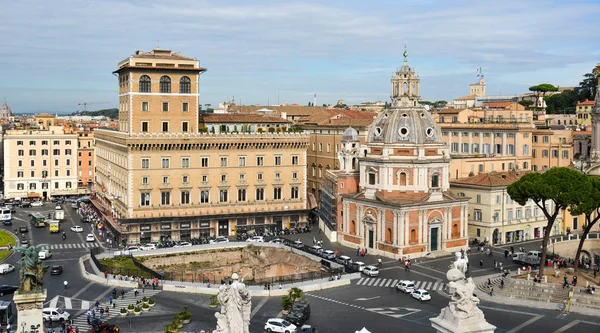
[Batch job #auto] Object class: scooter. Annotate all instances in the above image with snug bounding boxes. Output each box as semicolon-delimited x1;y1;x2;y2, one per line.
62;232;67;240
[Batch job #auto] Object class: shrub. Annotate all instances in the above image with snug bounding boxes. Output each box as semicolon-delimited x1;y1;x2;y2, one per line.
142;303;150;309
281;295;293;311
120;308;127;314
134;306;141;312
148;299;155;305
127;304;134;310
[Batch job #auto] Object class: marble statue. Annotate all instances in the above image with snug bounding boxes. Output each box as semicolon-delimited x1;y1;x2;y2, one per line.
214;273;252;333
13;244;49;293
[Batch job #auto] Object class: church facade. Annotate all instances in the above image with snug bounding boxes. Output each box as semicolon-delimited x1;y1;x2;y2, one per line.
337;53;469;258
0;99;12;120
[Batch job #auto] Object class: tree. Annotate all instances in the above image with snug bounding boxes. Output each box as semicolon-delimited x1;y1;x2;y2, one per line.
575;72;598;102
530;84;559;110
568;176;600;269
518;100;534;108
334;103;348;108
507;167;585;276
433;100;448;108
544;90;578;114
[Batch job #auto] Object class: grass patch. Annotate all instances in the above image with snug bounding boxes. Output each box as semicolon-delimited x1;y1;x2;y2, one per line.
0;230;17;261
99;256;155;279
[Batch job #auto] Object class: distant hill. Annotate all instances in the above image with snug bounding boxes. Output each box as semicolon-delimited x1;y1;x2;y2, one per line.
72;108;118;119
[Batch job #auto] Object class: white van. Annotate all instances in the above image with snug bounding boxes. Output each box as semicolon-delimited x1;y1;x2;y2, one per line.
396;280;416;293
309;245;323;255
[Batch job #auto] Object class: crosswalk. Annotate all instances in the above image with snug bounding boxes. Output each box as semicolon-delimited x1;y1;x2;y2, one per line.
70;289;162;328
41;242;99;250
45;296;92;310
355;277;446;291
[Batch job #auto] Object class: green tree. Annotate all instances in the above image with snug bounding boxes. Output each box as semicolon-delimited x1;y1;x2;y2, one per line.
530;84;559;111
433;100;448;108
568;176;600;269
544;90;578;114
575;72;598;102
334;103;348;108
507;167;585;276
518;100;534;108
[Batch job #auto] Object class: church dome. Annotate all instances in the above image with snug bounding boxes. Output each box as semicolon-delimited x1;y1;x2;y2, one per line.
342;126;359;142
367;106;442;144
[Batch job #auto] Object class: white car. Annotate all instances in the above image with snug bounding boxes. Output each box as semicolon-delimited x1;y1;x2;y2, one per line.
292;240;303;248
321;250;336;260
411;289;431;301
0;264;15;274
42;308;71;322
175;241;192;247
352;261;366;272
264;318;297;333
362;265;379;277
31;201;43;207
140;244;156;251
70;225;84;233
39;250;52;260
85;233;95;242
246;236;265;243
126;246;141;252
209;237;229;244
270;238;284;244
396;280;416;293
55;204;62;210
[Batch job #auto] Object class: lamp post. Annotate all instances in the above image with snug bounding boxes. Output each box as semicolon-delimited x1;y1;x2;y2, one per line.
21;321;26;333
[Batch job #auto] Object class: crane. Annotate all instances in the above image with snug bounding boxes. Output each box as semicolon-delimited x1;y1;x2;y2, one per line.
78;102;108;112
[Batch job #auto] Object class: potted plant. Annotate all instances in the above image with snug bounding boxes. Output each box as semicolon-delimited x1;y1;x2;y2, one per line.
148;298;156;307
133;306;142;316
127;304;135;314
281;295;293;314
174;319;183;329
136;300;142;305
142;296;149;304
179;307;191;324
142;303;150;312
119;308;127;316
209;295;219;308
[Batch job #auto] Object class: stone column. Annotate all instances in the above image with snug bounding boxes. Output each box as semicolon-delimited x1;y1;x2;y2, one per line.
14;290;46;333
418;210;423;243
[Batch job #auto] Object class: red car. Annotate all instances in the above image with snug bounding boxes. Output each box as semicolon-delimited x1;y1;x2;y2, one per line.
50;266;63;275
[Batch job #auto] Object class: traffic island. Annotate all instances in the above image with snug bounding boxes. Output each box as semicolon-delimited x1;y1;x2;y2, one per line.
0;229;17;262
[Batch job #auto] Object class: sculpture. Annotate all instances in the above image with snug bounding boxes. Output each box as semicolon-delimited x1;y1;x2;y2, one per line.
13;244;49;293
445;251;481;319
213;273;252;333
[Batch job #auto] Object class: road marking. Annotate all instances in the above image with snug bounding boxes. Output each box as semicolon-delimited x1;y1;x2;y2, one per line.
82;300;90;310
367;278;376;286
506;315;543;333
354;296;380;301
250;297;268;319
414;281;422;289
425;282;433;289
433;282;439;290
552;320;580;333
65;297;72;309
377;279;387;287
48;296;59;308
385;279;394;287
72;281;95;299
356;278;365;285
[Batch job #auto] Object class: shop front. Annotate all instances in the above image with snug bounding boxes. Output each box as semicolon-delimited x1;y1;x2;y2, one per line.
140;224;151;244
180;222;191;241
160;223;172;241
218;219;229;236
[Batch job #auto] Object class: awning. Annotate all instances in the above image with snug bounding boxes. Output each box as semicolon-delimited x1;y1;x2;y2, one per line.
27;193;40;198
308;193;318;209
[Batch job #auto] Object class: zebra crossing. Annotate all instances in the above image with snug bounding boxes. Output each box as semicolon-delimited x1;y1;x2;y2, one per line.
41;242;99;250
355;277;446;291
70;289;162;328
45;296;92;310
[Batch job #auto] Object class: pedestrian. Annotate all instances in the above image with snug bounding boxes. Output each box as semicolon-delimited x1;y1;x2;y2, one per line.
489;286;493;296
61;321;66;333
356;246;360;256
106;306;110;318
312;326;318;333
595;267;598;278
563;276;569;288
487;278;491;286
573;275;578;286
121;289;125;299
104;271;108;279
64;280;68;290
92;309;96;318
75;327;79;333
100;307;104;320
109;295;113;305
365;248;368;255
500;279;504;289
88;326;94;333
134;289;139;298
6;323;11;333
494;260;497;269
313;237;316;245
86;311;91;325
504;250;508;258
152;282;156;290
479;259;483;267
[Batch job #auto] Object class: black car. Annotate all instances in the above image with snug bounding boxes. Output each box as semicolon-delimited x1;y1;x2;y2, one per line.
20;239;29;248
285;309;310;326
19;202;31;208
0;285;18;296
50;265;63;275
2;220;11;226
19;226;28;233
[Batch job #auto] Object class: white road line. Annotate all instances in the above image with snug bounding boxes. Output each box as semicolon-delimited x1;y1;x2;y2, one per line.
367;278;376;286
552;320;580;333
81;300;90;310
391;279;399;287
414;281;422;289
377;279;387;287
49;296;58;308
433;282;439;290
250;297;269;319
506;315;543;333
425;282;432;290
65;297;72;309
385;279;394;287
356;278;365;285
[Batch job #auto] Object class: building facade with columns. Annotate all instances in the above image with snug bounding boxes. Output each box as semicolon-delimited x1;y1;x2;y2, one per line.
336;54;469;258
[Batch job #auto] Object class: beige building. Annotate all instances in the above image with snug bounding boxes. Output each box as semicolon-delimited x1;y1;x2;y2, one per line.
576;99;595;126
94;48;310;245
3;124;79;200
450;171;556;245
531;129;573;172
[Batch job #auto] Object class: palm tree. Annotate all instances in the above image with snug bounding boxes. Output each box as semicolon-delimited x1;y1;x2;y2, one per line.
288;287;304;302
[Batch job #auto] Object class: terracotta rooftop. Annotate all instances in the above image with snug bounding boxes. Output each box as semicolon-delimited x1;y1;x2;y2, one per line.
454;94;477;101
302;109;376;127
577;99;595;106
450;171;532;187
438;108;469;114
199;113;291;124
483;102;514;108
234;105;326;116
35;113;55;118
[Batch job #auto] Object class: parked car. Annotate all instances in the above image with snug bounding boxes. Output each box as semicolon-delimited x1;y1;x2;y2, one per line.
285;309;310;327
70;226;84;233
352;261;366;272
174;241;192;247
19;226;28;233
55;204;62;210
20;201;31;208
209;236;229;244
396;280;416;293
362;265;379;277
270;238;284;244
321;250;336;260
39;250;52;260
42;308;71;322
50;265;63;275
71;202;78;209
126;246;141;252
20;239;29;248
85;234;95;242
0;264;15;275
140;244;156;251
4;203;16;212
292;240;303;248
264;318;297;333
246;236;265;243
411;289;431;301
0;285;18;296
31;201;43;207
335;255;352;265
308;245;323;255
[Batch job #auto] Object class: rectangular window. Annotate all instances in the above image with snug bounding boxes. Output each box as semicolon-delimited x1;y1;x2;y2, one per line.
543;136;549;143
275;173;281;180
17;171;24;178
141;121;149;132
142;176;149;184
474;209;482;221
220;157;228;167
181;121;189;133
41;140;48;145
29;149;36;156
200;190;210;203
161;158;170;169
273;187;282;200
66;170;71;176
507;144;515;155
162;121;169;132
552;150;559;158
182;175;189;183
461;143;469;153
42;183;48;189
326;143;331;153
17;141;23;146
182;102;189;112
219;189;228;203
256;156;264;166
142;101;149;112
496;195;501;205
237;189;246;202
54;170;59;177
30;160;35;167
162;176;169;184
292;172;298;180
201;157;209;168
181;157;190;168
275;156;282;166
162;102;169;112
562;151;569;159
221;174;227;182
542;150;548;158
181;191;190;205
255;188;264;200
161;191;171;205
41;149;48;156
292;155;299;165
53;149;60;155
140;193;150;206
18;150;24;156
257;173;263;181
291;186;299;199
18;160;23;167
66;159;70;166
54;140;60;145
202;175;208;182
141;158;150;169
239;174;245;182
238;156;246;166
451;142;459;152
54;159;59;166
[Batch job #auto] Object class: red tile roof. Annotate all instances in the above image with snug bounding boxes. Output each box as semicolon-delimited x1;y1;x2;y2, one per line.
450;171;532;187
302;109;377;127
454;94;477;101
577;99;595;106
483;102;513;108
438;108;468;114
199;113;291;124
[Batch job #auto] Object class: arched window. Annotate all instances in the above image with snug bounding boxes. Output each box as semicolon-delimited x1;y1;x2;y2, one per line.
139;75;151;93
180;76;191;94
403;82;408;94
431;174;440;188
452;223;460;238
410;229;417;244
159;76;171;93
350;220;356;235
385;228;392;243
399;172;407;186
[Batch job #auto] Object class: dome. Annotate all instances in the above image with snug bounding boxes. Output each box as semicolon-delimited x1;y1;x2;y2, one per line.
366;106;442;144
342;126;359;142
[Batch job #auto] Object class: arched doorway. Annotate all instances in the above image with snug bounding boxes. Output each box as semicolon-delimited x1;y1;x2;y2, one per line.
493;228;500;245
362;215;376;249
429;218;442;251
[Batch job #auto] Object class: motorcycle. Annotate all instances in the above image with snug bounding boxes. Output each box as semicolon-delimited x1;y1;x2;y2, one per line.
62;233;67;240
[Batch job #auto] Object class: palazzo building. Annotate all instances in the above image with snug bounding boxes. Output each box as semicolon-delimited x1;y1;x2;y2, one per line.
94;48;309;245
334;53;469;258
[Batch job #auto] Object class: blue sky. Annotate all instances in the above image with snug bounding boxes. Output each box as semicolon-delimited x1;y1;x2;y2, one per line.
1;0;599;113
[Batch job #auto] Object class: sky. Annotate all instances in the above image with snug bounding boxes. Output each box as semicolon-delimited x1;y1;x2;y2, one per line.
1;0;599;114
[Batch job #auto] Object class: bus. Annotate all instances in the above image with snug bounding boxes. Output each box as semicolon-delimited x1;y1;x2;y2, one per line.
0;208;11;224
30;212;46;227
0;300;14;326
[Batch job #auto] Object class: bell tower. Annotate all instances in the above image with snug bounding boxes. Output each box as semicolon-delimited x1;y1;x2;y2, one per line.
339;127;359;173
390;46;420;108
